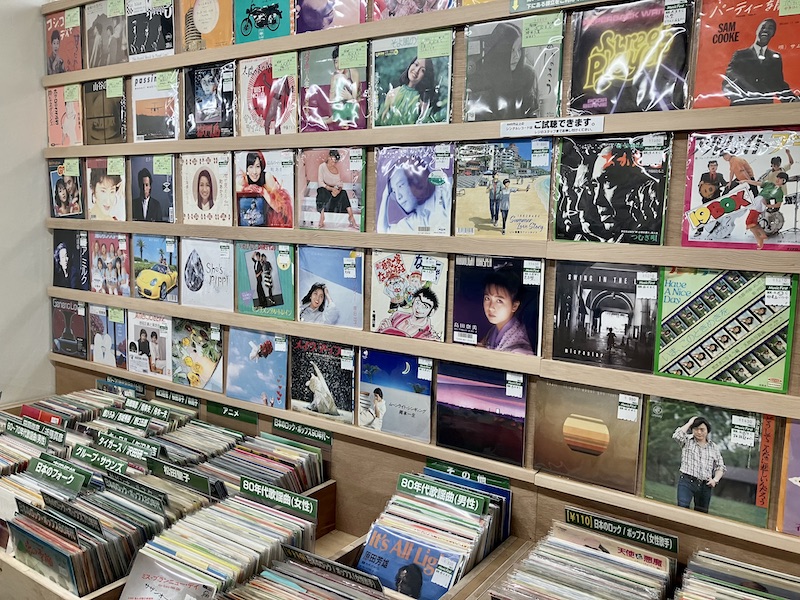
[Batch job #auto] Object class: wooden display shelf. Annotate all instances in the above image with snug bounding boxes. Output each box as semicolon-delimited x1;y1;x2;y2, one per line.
451;540;535;600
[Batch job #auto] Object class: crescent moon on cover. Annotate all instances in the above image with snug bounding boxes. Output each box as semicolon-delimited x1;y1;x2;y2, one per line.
402;362;410;375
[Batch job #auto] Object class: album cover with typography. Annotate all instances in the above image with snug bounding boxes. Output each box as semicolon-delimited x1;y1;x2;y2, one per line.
126;0;174;61
181;152;233;226
290;337;355;424
85;157;126;221
52;297;87;359
130;154;174;222
234;150;294;228
185;61;236;138
180;237;234;311
131;71;179;142
45;9;82;74
53;229;89;292
83;78;126;145
238;54;297;135
47;85;83;147
48;158;84;218
182;0;233;51
127;311;173;380
89;304;127;369
89;231;131;296
234;241;295;320
297;245;363;329
84;0;128;67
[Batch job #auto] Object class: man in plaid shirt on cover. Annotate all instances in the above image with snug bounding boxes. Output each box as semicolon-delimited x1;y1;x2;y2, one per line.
673;416;726;513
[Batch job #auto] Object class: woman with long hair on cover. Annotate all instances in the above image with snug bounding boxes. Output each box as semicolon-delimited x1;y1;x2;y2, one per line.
240;151;293;227
376;56;437;126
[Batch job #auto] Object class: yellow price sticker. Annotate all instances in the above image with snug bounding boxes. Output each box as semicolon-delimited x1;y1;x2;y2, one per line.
272;53;297;77
156;70;178;91
107;156;125;176
338;42;367;69
417;31;452;59
153;155;173;175
106;78;124;98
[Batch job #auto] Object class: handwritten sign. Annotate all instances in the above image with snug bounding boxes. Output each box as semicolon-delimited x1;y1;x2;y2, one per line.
417;31;452;59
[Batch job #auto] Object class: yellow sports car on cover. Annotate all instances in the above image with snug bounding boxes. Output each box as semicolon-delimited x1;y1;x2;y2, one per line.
135;263;178;300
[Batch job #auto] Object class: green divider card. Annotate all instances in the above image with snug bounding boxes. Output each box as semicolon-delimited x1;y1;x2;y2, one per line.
780;0;800;15
22;417;66;446
565;507;678;553
106;77;124;98
64;84;80;103
153;155;172;175
148;457;210;495
273;52;297;77
522;14;562;47
240;476;318;519
105;470;168;504
107;156;125;177
207;401;258;425
28;457;85;494
16;499;79;544
64;8;80;28
108;307;125;323
281;545;383;591
156;70;178;91
102;475;166;514
96;432;149;465
64;158;80;176
100;406;150;431
155;388;201;408
42;491;103;534
338;42;368;69
105;430;162;458
272;416;332;445
73;443;128;475
107;375;145;396
124;397;171;421
417;31;451;59
39;453;92;489
107;0;124;17
396;473;487;515
5;420;48;449
425;459;510;489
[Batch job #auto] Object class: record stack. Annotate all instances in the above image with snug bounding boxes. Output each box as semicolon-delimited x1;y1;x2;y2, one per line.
676;552;800;598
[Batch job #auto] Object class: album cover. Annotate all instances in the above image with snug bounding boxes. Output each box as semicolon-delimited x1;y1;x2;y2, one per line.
52;298;87;359
299;45;368;132
130;155;174;222
683;129;800;250
132;234;179;302
181;152;233;226
182;0;233;51
452;255;543;355
692;0;800;107
48;158;84;218
436;362;526;466
47;86;83;147
375;144;454;235
569;0;692;114
127;311;173;380
297;245;363;329
553;261;658;372
89;231;131;296
290;337;355;424
238;55;297;135
778;419;800;536
235;0;292;43
180;237;234;311
534;381;642;494
83;79;126;145
45;10;82;74
234;150;294;228
89;304;127;369
172;318;223;392
86;157;126;221
371;251;447;342
132;71;180;142
373;0;452;19
297;148;364;231
234;241;295;320
226;327;288;407
53;230;89;291
358;348;431;442
554;133;671;244
185;61;236;138
84;0;128;67
372;32;453;127
8;520;80;596
656;268;796;392
642;396;774;528
126;0;174;61
465;15;562;121
455;140;551;238
295;0;364;33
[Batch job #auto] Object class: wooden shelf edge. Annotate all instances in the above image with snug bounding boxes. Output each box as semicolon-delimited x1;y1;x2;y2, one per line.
446;539;536;600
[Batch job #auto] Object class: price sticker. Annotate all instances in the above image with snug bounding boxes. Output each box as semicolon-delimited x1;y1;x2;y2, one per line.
421;256;438;282
65;8;80;29
780;0;800;14
343;257;356;279
434;145;452;169
349;149;363;171
732;415;757;428
153;155;172;175
272;52;297;78
637;282;658;300
617;394;640;422
156;70;178;91
731;427;756;447
166;237;176;253
64;84;80;103
210;324;221;341
522;14;562;47
107;0;124;17
664;4;687;25
431;555;457;588
505;372;524;398
107;157;125;176
523;260;542;286
765;286;791;306
77;303;85;316
417;31;452;59
64;158;80;177
340;349;354;371
219;243;231;260
418;358;433;381
108;307;125;323
106;78;124;98
337;42;368;69
275;335;287;352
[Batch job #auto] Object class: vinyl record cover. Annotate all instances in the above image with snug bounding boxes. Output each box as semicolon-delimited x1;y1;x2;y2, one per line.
52;298;87;359
554;133;671;244
182;0;233;51
226;327;288;407
172;318;223;392
569;0;692;114
297;148;364;231
53;230;89;291
436;362;526;466
373;0;452;19
84;0;129;67
778;419;800;536
290;337;355;424
655;268;796;392
235;0;292;43
683;129;800;250
464;15;562;121
372;32;453;127
86;157;126;221
132;71;180;142
553;261;658;372
130;154;175;222
371;251;447;342
89;304;127;369
643;396;775;528
692;0;800;107
375;144;454;236
47;86;83;147
185;61;236;138
299;45;368;132
234;241;295;320
180;237;234;311
132;234;179;302
234;150;294;228
238;55;297;135
127;311;173;380
8;520;80;596
45;10;82;74
181;152;233;226
452;255;543;356
359;348;431;442
534;380;642;494
89;231;131;296
48;158;84;218
83;79;126;145
297;246;363;329
295;0;364;32
455;140;551;239
126;0;175;61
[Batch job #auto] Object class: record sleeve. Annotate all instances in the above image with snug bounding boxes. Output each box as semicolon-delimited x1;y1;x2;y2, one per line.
181;152;233;226
89;304;127;369
682;129;800;250
172;318;223;392
89;231;132;296
127;311;173;380
226;327;288;408
121;547;216;600
371;251;447;342
373;0;452;19
47;86;83;147
83;79;126;145
290;337;355;424
375;144;454;236
297;245;364;329
295;0;364;32
569;0;692;114
358;348;431;442
554;133;671;244
455;140;551;239
234;241;295;320
179;237;234;311
130;155;175;222
778;419;800;536
297;148;364;231
234;0;292;43
553;261;658;372
299;45;368;132
185;61;236;139
52;298;88;360
234;150;294;228
464;15;562;122
655;268;796;392
8;519;81;596
238;55;297;136
84;0;129;68
452;255;543;356
86;157;126;221
126;0;175;61
132;71;180;142
182;0;233;51
132;234;179;303
45;10;82;74
372;32;453;127
53;230;89;291
48;158;84;218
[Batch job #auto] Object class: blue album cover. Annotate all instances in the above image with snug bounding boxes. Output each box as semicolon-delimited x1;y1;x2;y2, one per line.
132;234;179;303
297;246;364;329
8;520;80;595
234;0;291;43
227;327;288;408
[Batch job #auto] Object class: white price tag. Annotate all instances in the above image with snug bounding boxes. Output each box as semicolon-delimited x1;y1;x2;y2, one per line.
431;555;457;588
617;394;640;422
766;275;791;287
505;373;524;398
731;415;757;429
637;271;658;281
765;287;791;306
166;237;176;253
421;256;438;282
275;335;287;352
434;145;451;169
349;149;363;171
219;243;231;260
664;6;687;25
642;134;666;147
417;358;433;381
77;304;85;316
79;233;88;248
118;235;127;250
523;267;542;286
637;283;658;300
340;349;354;371
731;427;756;447
210;325;221;341
343;257;356;279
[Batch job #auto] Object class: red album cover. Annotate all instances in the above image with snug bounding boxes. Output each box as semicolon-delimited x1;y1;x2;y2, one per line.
45;10;82;74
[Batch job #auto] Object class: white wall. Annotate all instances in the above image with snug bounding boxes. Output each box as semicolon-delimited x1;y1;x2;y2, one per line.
0;0;55;404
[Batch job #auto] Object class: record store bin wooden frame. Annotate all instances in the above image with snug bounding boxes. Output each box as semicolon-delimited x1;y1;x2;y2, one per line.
18;0;800;597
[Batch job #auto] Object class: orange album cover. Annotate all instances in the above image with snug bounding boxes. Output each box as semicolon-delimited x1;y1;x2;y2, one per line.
181;0;233;52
